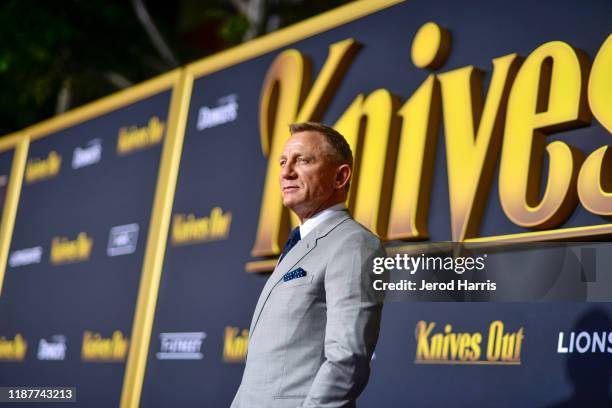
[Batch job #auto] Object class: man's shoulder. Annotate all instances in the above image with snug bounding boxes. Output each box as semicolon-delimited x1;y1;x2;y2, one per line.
324;215;383;249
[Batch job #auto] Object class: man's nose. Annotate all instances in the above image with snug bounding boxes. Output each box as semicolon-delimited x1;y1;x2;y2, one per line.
280;163;296;179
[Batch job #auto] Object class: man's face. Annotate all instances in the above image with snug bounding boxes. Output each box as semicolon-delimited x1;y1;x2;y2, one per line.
279;131;338;220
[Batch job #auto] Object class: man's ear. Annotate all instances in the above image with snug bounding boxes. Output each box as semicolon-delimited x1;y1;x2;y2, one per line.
335;164;351;189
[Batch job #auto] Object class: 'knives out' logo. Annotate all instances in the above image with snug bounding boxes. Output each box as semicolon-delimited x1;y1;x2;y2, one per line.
50;232;93;264
25;151;62;183
171;207;232;245
0;334;28;361
81;330;129;362
223;326;248;363
116;116;165;155
250;21;611;269
415;320;524;365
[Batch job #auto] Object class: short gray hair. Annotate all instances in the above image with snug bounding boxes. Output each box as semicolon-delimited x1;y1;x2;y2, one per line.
289;122;353;168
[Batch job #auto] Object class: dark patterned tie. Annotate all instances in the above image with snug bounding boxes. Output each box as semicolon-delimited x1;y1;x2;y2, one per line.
279;227;301;262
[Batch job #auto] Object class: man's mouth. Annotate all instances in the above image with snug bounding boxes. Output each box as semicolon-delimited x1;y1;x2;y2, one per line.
282;186;299;192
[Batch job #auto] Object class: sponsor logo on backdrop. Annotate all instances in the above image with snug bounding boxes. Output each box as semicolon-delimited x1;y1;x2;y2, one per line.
72;138;102;169
117;116;165;155
81;330;129;362
0;334;27;361
25;151;61;184
156;332;206;360
37;335;67;361
223;326;248;363
9;246;43;267
107;223;139;256
557;331;612;353
171;207;232;245
249;24;612;269
414;320;524;365
50;232;93;265
196;94;239;130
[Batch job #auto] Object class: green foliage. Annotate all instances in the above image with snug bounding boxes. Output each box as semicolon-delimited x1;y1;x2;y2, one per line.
0;0;353;136
220;14;250;45
0;0;159;134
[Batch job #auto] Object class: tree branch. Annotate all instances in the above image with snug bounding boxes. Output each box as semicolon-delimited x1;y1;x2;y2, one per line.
55;77;71;115
231;0;268;41
131;0;179;69
104;72;134;89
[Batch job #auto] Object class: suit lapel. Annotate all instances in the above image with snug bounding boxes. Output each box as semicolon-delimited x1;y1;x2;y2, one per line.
249;210;351;337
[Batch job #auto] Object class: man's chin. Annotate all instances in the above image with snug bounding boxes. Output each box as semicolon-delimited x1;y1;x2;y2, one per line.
282;198;296;209
282;200;304;216
282;194;302;209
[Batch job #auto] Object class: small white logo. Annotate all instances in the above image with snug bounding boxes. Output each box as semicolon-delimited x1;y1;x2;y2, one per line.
156;332;206;360
196;94;239;130
37;335;67;360
107;223;139;257
9;246;43;267
72;139;102;169
557;331;612;354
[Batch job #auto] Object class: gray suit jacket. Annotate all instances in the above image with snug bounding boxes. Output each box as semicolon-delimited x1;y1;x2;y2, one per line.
231;210;385;408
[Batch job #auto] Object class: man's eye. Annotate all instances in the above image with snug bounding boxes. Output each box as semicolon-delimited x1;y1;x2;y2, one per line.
298;157;309;164
279;160;286;166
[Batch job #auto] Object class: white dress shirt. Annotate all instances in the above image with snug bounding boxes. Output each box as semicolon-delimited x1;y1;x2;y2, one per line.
299;203;347;238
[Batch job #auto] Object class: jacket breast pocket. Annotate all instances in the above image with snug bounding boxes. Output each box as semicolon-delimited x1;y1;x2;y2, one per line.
281;273;314;289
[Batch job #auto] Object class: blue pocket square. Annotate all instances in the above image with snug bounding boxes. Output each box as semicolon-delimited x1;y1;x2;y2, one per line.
283;268;307;282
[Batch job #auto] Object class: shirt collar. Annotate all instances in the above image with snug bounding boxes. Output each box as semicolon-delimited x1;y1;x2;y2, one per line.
299;203;347;238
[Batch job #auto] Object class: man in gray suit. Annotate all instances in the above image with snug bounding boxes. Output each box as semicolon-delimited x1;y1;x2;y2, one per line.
231;122;385;408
